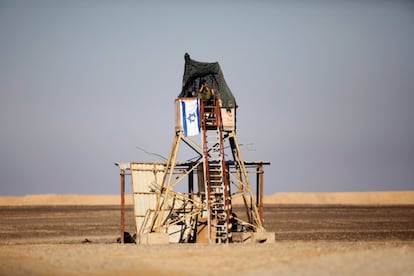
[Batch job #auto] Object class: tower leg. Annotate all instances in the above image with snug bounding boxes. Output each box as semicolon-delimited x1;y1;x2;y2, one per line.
151;131;183;232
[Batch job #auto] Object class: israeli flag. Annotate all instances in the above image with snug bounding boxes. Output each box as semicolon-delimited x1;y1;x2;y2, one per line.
180;99;200;136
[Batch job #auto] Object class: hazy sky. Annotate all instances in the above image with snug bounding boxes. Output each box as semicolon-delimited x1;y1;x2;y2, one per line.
1;1;413;196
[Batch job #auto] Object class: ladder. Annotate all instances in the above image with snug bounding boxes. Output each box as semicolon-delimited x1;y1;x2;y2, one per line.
200;97;232;243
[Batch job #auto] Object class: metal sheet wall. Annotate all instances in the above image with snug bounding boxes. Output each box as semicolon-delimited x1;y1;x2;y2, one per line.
221;107;235;131
130;163;165;234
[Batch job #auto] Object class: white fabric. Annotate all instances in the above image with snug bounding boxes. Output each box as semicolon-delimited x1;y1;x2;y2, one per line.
180;99;200;136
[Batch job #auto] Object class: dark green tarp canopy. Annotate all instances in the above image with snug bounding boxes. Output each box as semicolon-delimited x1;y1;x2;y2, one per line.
178;53;237;109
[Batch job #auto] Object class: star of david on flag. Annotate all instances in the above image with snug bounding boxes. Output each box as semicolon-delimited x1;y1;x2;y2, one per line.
180;99;200;136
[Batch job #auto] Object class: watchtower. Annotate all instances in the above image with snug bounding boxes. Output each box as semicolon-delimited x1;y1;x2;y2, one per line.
116;54;273;244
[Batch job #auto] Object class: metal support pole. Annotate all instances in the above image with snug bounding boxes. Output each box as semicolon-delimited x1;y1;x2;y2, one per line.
120;169;125;244
257;165;264;225
188;168;194;200
256;167;259;209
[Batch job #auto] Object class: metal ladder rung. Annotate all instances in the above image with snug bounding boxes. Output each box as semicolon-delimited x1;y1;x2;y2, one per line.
201;99;231;243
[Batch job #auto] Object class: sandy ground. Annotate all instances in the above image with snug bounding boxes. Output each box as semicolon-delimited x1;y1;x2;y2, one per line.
0;202;413;275
1;242;413;275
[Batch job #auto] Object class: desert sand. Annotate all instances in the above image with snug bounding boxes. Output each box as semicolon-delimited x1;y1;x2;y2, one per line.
0;192;413;275
1;242;413;275
1;190;413;206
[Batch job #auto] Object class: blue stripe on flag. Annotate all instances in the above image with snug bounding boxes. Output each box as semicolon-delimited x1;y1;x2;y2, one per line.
181;100;188;136
196;100;200;132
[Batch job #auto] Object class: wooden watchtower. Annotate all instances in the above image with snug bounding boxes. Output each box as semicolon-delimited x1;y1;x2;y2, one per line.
116;54;273;244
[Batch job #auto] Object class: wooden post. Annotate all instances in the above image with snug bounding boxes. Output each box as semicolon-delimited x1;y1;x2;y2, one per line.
120;169;125;244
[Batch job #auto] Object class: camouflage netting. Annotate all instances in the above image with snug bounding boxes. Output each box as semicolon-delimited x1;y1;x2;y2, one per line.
178;53;237;109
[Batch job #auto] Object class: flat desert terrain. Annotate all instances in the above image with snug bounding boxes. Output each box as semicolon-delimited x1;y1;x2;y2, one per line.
0;192;413;275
